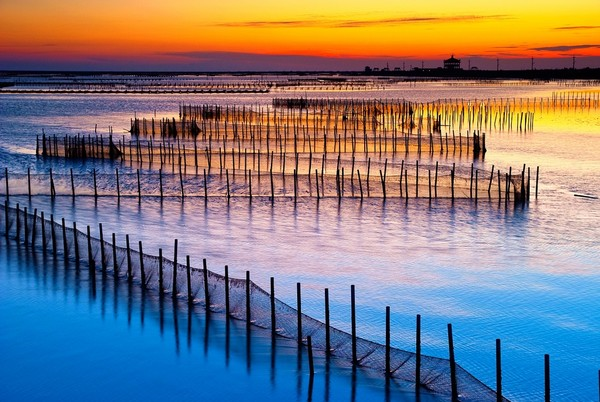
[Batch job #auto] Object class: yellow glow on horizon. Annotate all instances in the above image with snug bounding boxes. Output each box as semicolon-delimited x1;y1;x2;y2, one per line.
1;0;599;67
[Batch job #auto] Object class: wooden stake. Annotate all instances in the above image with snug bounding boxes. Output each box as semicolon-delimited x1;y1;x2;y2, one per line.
125;234;132;282
139;241;146;287
203;258;210;308
99;223;106;271
385;306;391;376
545;354;550;402
137;169;141;201
93;169;98;199
496;339;502;402
159;248;163;292
72;222;79;265
351;284;357;365
246;270;251;330
3;201;8;240
448;323;458;401
51;214;57;255
416;314;421;392
112;233;118;277
270;277;276;338
536;166;540;199
4;168;8;201
116;169;120;200
186;255;192;305
325;288;331;354
297;282;303;345
27;168;32;199
225;265;230;316
62;218;68;259
172;239;178;298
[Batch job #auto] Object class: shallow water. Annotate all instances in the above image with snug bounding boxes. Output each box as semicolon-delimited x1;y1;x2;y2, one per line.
1;79;600;400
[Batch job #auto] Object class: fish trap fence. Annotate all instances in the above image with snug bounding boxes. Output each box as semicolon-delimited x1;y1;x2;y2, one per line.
0;201;504;401
1;161;532;203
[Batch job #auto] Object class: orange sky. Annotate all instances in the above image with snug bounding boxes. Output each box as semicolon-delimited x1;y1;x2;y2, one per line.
1;0;599;70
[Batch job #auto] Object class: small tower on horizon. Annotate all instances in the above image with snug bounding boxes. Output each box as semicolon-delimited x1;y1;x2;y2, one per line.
443;54;461;70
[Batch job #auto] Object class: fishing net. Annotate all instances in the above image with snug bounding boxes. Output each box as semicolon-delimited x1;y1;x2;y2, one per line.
0;202;506;401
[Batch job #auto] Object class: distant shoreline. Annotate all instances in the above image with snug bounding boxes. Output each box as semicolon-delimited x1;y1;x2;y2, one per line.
1;68;600;80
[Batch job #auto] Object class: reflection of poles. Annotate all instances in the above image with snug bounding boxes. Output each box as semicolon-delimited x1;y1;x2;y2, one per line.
187;305;192;351
159;284;164;335
173;300;180;355
225;311;230;367
203;304;210;357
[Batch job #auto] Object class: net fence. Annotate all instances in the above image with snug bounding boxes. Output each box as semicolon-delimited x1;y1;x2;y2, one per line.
0;162;530;203
0;201;506;401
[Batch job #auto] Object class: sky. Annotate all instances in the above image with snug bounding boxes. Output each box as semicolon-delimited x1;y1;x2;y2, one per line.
1;0;600;71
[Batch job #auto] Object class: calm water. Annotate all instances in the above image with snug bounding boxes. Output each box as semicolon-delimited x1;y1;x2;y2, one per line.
1;79;600;401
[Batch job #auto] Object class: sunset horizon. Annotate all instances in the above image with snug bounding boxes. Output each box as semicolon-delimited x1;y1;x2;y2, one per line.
1;0;599;71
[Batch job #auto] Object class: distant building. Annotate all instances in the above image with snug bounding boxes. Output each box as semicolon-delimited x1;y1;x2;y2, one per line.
444;55;461;70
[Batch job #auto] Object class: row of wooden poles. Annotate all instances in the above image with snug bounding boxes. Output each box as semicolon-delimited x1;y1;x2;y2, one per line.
144;107;487;158
138;120;485;161
36;131;492;192
549;90;600;109
177;97;530;142
8;153;538;205
270;97;534;135
131;91;599;160
187;95;546;136
3;82;273;94
7;79;385;93
6;199;595;401
42;120;483;163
